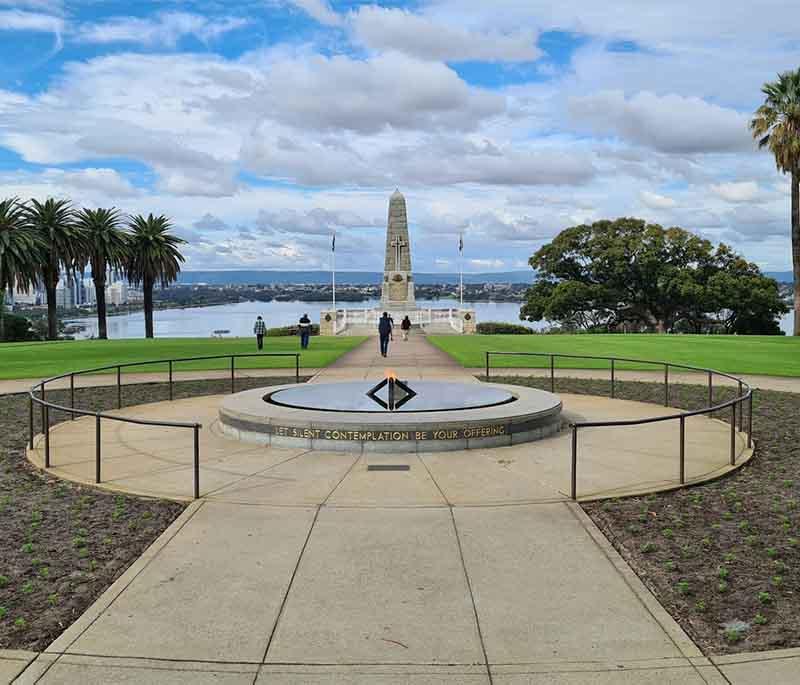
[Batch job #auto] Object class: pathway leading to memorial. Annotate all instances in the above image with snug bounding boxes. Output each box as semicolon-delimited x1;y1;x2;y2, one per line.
11;335;779;684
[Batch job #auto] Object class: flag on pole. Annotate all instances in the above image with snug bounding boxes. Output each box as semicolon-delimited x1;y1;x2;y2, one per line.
331;230;336;252
458;233;463;253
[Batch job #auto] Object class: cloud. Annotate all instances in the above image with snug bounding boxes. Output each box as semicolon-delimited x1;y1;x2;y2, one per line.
469;258;505;269
248;51;505;134
710;181;761;203
0;9;63;49
723;205;787;239
75;12;248;47
569;90;752;154
350;6;540;63
639;190;676;209
192;213;230;232
42;167;138;197
255;207;377;236
285;0;342;27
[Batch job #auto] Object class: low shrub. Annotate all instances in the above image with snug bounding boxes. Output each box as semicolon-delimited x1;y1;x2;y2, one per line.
477;321;533;335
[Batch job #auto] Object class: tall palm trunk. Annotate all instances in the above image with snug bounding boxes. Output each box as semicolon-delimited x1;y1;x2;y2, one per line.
793;165;800;336
94;274;108;339
44;274;58;340
144;275;154;339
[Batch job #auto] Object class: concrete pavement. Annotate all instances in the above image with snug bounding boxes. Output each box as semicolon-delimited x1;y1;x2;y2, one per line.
7;334;779;684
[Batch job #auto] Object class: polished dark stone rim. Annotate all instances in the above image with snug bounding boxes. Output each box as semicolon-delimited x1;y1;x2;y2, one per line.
263;382;518;414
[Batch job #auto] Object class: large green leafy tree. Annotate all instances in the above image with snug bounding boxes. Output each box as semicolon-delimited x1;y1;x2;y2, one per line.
522;218;788;334
0;198;41;340
25;198;86;340
751;68;800;335
126;214;185;339
76;207;129;340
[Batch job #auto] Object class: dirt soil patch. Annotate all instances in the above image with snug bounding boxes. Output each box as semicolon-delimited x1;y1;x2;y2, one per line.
496;375;800;656
0;376;303;651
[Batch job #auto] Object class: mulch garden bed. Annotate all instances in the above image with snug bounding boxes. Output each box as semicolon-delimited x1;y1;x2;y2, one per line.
496;375;800;655
0;375;303;651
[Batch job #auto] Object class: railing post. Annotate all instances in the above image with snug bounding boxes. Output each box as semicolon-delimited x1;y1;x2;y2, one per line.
193;425;200;500
550;355;555;393
707;371;713;418
748;392;753;449
70;373;75;420
117;366;122;409
295;354;300;384
95;414;101;484
230;356;235;394
44;405;50;468
679;415;685;485
738;381;743;432
29;395;34;450
570;426;578;500
485;352;489;381
40;384;46;441
664;364;669;407
610;359;615;399
730;403;736;466
169;360;173;401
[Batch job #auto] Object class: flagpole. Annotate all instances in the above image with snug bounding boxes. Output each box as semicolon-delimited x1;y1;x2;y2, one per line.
459;232;463;307
331;230;336;313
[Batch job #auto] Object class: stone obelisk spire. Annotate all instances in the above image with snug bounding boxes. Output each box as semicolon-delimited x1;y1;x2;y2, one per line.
381;189;415;306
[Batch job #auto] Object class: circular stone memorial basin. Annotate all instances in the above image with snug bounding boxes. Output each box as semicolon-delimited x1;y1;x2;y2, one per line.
218;381;563;453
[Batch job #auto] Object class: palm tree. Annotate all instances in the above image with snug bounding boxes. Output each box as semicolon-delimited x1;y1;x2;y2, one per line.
76;207;129;340
751;68;800;336
0;198;41;340
126;214;185;339
25;198;85;340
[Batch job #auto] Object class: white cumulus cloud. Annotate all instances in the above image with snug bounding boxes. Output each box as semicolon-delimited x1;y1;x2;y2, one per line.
351;6;540;62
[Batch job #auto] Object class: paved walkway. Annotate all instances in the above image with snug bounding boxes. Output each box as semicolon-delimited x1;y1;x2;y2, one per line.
6;335;786;684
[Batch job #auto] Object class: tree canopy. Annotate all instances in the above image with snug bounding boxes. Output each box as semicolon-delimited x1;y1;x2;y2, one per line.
521;218;788;335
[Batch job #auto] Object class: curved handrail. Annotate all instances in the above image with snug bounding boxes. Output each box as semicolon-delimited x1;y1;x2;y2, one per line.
485;350;754;499
27;351;303;499
484;350;751;425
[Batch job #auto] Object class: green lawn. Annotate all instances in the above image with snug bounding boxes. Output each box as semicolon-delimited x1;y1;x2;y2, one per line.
428;334;800;377
0;336;367;380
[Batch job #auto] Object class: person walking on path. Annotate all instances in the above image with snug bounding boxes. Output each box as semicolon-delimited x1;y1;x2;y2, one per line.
401;315;411;341
253;315;267;350
298;313;312;350
378;311;393;357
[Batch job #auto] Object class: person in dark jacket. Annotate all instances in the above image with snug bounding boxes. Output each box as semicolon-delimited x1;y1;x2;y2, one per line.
400;315;411;341
253;316;266;350
378;311;393;357
298;313;312;349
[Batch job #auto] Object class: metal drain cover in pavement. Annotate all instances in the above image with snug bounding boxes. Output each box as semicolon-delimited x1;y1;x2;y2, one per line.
367;464;410;471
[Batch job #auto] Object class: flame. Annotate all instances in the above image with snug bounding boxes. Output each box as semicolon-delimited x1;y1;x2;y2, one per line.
385;369;397;380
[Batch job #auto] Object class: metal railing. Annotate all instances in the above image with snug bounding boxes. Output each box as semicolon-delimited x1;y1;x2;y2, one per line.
485;351;753;500
28;352;302;500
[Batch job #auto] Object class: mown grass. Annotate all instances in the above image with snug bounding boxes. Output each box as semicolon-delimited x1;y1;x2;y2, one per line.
429;334;800;377
0;336;367;380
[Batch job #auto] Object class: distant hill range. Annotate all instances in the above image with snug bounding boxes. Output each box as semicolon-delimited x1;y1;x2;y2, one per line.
177;270;536;286
766;271;793;284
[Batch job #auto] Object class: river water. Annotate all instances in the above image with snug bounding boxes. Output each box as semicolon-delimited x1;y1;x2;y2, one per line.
67;299;795;339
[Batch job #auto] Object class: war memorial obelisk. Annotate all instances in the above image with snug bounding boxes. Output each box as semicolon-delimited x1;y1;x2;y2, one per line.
320;190;475;335
381;189;415;307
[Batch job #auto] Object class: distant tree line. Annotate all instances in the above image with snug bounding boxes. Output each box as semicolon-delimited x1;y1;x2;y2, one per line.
521;218;789;335
0;197;185;341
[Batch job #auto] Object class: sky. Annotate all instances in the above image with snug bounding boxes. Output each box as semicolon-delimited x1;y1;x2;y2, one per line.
0;1;798;274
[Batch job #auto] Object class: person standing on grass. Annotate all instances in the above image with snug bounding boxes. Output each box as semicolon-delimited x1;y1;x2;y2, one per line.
378;311;393;357
253;315;266;350
298;313;312;350
401;315;411;341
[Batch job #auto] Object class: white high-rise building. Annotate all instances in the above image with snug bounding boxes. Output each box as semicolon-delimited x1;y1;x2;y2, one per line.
55;280;75;309
106;281;128;306
83;280;96;306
